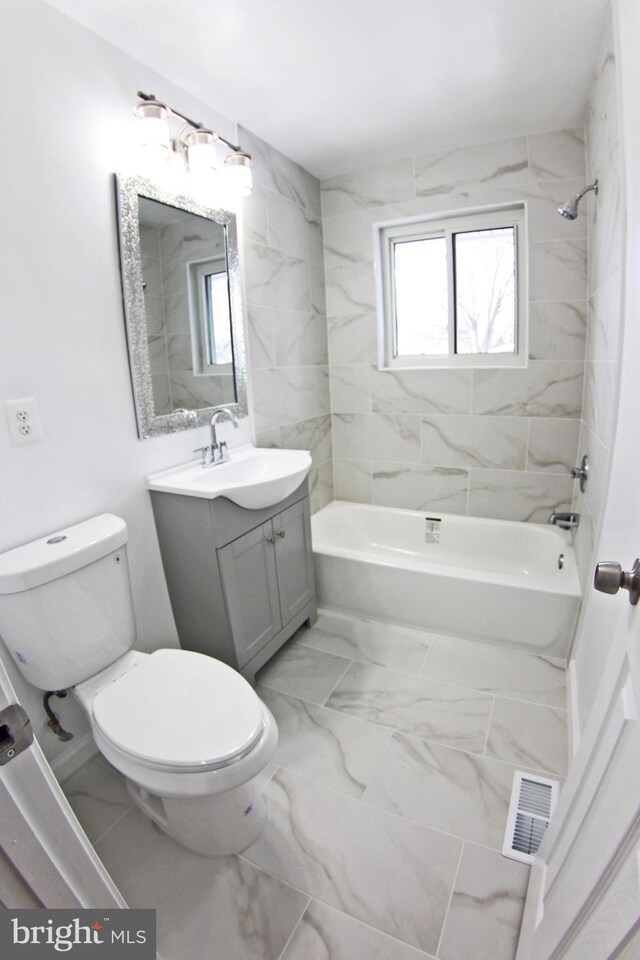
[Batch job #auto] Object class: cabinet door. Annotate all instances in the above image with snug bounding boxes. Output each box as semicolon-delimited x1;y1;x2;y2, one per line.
218;521;281;668
273;498;315;626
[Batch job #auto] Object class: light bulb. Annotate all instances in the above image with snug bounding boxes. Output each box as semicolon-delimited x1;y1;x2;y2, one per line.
133;100;170;160
185;129;221;177
225;152;253;198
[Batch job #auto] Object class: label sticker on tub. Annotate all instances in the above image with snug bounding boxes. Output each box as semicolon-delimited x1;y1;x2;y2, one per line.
425;517;441;544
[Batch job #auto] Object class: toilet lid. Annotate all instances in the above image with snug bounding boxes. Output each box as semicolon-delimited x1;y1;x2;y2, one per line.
92;649;264;769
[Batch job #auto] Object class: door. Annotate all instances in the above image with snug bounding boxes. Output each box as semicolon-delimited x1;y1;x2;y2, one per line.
218;521;282;667
0;657;126;909
273;499;315;626
516;2;640;955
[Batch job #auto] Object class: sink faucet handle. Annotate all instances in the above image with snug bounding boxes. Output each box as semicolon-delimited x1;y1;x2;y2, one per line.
193;445;210;465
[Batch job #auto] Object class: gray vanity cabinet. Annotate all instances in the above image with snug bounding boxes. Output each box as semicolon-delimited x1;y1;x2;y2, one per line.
218;499;315;670
150;481;317;683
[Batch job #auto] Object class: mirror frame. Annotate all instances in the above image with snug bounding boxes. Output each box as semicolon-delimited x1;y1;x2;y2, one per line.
115;173;248;439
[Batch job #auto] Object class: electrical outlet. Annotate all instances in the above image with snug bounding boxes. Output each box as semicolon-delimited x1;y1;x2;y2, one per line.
4;397;43;446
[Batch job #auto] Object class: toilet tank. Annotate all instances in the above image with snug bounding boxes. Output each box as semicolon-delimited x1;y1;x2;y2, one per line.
0;515;137;691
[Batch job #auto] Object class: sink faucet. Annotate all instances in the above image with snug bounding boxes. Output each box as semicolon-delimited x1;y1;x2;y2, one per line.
208;407;239;465
548;511;580;530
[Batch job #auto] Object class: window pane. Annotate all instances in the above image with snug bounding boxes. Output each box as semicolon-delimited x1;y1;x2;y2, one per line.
454;227;516;354
205;272;233;365
394;236;449;356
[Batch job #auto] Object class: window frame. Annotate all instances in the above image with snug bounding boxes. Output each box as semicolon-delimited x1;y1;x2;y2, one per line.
375;203;528;370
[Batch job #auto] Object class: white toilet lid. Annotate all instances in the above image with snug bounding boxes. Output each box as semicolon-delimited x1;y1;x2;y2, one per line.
92;649;265;769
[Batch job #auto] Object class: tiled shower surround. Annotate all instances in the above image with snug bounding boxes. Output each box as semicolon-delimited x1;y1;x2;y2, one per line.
240;126;333;515
321;129;589;523
63;610;567;960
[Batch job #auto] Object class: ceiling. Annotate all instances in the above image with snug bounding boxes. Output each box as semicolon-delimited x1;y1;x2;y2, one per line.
43;0;610;180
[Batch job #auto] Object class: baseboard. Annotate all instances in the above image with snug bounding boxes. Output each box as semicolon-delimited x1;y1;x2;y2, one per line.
49;732;98;783
567;659;581;759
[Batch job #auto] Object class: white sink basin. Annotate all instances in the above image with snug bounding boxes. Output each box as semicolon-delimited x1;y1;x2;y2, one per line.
147;445;312;509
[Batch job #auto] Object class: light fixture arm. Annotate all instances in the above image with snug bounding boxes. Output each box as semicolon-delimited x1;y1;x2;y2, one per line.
136;90;244;154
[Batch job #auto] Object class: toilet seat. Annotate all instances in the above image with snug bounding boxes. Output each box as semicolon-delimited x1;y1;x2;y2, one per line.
91;648;264;772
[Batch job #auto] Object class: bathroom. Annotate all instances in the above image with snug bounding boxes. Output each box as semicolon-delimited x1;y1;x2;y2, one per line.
0;0;639;957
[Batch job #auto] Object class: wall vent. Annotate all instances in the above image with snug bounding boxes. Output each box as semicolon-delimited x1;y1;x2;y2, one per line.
502;771;559;864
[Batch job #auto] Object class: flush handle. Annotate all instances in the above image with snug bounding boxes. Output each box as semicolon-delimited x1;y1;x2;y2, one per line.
0;704;34;765
594;559;640;605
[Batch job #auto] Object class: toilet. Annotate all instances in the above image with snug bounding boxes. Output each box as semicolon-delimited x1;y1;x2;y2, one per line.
0;513;277;856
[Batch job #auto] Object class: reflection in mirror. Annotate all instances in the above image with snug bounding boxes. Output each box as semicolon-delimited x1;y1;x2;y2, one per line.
116;175;247;439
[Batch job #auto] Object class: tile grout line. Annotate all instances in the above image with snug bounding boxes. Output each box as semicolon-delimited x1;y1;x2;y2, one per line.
320;656;355;706
482;695;498;757
435;840;466;959
274;895;312;960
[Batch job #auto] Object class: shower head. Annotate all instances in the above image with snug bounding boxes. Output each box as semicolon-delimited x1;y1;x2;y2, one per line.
558;180;599;220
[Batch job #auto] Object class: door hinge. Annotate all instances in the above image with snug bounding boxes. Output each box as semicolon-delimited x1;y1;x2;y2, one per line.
0;704;34;765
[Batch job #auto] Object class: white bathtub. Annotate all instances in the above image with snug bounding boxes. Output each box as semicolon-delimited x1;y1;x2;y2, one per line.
311;501;581;659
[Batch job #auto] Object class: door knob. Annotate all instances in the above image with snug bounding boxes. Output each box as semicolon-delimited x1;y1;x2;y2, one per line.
594;559;640;605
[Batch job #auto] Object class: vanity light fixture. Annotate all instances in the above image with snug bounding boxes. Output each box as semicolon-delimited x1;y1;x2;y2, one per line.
133;91;252;197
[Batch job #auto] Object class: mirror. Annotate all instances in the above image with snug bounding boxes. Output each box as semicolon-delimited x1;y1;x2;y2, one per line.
116;173;247;439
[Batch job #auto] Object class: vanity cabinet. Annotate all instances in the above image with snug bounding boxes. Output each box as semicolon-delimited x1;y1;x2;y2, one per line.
150;481;316;683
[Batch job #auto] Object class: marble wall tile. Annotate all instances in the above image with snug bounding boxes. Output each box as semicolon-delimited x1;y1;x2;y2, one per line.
281;900;435;960
309;459;334;513
421;636;566;708
296;609;432;673
321;159;415;218
414;138;529;197
529;239;588;302
583;358;617;452
327;313;378;365
151;374;171;415
147;334;169;375
438;843;529;960
527;418;580;473
280;415;333;466
421;415;528;470
252;368;329;433
466;179;588;243
240;183;269;245
96;806;308;960
468;469;573;522
326;661;493;753
251;368;289;432
364;733;516;849
330;364;372;413
529;129;586;182
473;362;584;418
273;311;328;367
244;242;310;312
486;698;568;776
169;370;232;410
166;332;193;374
371;368;473;415
528;301;587;361
256;643;349;705
246;304;276;370
239;126;321;216
257;686;391;799
267;191;323;265
332;413;421;462
333;458;373;503
309;263;327;315
325;261;376;317
243;769;461;955
323;211;372;268
372;463;469;514
587;268;622;364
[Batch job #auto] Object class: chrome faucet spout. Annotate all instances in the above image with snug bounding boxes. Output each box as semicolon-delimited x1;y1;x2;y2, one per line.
208;407;239;464
548;511;580;530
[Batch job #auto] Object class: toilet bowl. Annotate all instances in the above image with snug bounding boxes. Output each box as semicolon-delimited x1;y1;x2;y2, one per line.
0;514;278;856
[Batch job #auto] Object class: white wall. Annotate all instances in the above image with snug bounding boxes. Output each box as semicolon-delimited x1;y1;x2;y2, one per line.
0;0;253;760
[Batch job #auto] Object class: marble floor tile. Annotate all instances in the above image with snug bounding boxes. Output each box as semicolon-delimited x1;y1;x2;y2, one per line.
421;636;567;708
257;686;392;798
96;807;309;960
486;698;568;776
438;843;529;960
281;899;436;960
295;609;433;673
326;661;493;753
363;734;516;849
61;754;133;844
242;769;461;955
255;642;350;705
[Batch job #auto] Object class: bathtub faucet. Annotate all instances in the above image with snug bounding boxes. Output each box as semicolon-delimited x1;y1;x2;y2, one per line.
548;511;580;530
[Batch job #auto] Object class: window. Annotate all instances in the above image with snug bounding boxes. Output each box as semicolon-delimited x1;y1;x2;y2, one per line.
188;257;233;376
376;205;526;369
